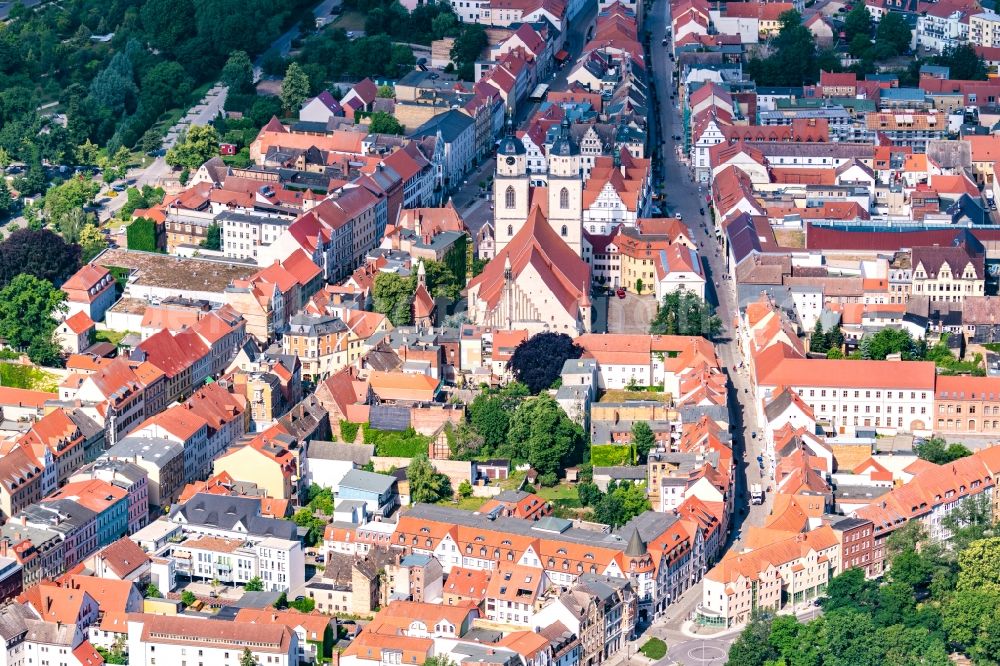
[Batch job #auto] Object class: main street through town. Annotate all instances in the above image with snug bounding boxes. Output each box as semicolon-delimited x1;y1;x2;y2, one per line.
639;0;776;662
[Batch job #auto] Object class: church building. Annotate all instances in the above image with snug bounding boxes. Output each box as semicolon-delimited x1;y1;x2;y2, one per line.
494;118;584;257
466;205;592;335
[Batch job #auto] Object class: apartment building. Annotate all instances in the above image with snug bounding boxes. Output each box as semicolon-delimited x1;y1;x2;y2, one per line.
853;448;1000;575
970;11;1000;47
698;527;840;627
754;344;935;436
126;614;297;666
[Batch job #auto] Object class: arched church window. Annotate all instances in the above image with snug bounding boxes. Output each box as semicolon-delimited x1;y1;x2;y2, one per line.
560;187;569;209
505;186;515;209
561;225;568;237
507;225;513;236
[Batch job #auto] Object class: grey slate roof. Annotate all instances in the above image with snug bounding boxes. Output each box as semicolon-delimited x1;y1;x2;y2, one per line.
308;441;374;465
170;493;296;540
410;110;475;143
340;469;397;495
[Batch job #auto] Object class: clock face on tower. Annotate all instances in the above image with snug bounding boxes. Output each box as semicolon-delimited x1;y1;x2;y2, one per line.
505;156;516;165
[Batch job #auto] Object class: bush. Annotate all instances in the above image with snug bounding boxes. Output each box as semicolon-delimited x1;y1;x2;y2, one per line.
288;596;315;612
363;425;431;457
590;445;632;466
181;590;197;606
340;420;361;442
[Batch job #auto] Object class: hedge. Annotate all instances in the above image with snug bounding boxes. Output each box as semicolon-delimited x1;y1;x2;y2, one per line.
590;445;632;466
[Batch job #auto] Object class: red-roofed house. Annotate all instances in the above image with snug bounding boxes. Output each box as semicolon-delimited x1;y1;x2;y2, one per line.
56;312;95;355
62;264;117;322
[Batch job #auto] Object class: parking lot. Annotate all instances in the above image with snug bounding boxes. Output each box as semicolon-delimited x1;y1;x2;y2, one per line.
607;292;657;333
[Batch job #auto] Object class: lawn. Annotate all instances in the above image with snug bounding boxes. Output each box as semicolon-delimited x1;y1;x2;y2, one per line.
333;11;366;32
94;329;130;347
599;389;671;403
591;445;632;466
0;362;59;392
535;484;579;503
639;638;667;660
448;496;486;511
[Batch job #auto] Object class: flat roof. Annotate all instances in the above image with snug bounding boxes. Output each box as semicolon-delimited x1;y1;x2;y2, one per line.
95;249;255;293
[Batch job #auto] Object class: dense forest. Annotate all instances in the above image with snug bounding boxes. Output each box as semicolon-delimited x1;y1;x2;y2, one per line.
0;0;312;169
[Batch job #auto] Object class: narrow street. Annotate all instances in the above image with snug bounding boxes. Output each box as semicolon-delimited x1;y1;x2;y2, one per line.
641;0;775;660
452;0;600;242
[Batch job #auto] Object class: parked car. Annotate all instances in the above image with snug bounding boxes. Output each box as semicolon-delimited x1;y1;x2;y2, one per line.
616;288;627;299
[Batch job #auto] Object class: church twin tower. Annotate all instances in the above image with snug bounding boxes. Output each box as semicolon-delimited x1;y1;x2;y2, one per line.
494;118;583;257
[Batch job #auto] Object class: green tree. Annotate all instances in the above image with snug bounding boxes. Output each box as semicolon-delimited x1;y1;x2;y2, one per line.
280;62;312;114
860;327;917;360
886;520;927;558
202;222;222;250
915;436;972;465
444;421;483;460
875;11;912;57
372;272;416;326
376;85;395;99
957;537;1000;596
240;646;256;666
843;4;873;47
467;383;527;451
827;325;845;352
181;590;197;606
0;274;65;356
650;288;721;337
506;394;585;478
166;125;220;169
76;140;100;167
458;480;473;498
432;12;459;39
942;588;1000;648
43;176;99;228
810;320;829;354
423;657;457;666
450;24;488;79
423;258;464;300
727;611;777;665
368;111;405;135
408;453;453;504
245;576;264;591
57;208;97;245
139;129;162;156
631;421;655;463
593;481;650;527
943;494;995;553
222;50;255;93
577;481;601;507
0;179;15;218
145;583;163;598
935;43;988;81
888;549;933;590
